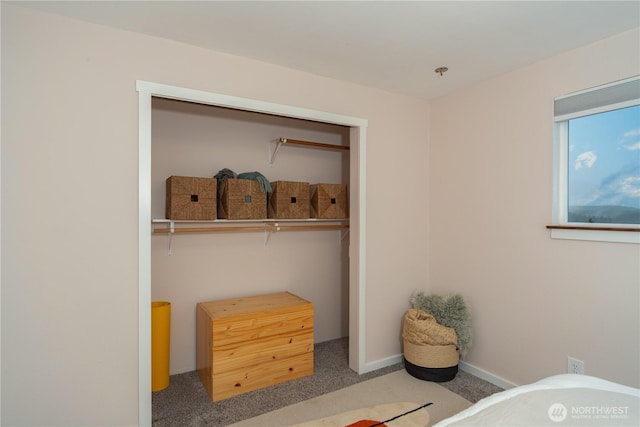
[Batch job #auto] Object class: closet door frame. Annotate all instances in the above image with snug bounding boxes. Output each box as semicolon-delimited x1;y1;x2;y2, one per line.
137;81;368;426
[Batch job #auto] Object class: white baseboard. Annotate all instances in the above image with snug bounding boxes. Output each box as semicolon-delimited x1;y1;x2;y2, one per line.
361;354;404;374
361;353;518;391
459;360;517;390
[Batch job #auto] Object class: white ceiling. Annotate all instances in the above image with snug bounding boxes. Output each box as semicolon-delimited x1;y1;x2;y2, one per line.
15;1;640;100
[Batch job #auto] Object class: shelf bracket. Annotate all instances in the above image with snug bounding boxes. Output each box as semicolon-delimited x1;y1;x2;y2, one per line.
269;138;286;166
167;221;175;255
263;223;281;248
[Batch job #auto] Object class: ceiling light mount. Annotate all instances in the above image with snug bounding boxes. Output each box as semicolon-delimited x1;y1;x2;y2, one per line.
435;66;449;76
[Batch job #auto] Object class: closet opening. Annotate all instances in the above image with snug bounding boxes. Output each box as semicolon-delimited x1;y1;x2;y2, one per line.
138;81;367;426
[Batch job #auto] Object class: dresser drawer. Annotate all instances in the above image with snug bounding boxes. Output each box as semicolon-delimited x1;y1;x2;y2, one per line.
197;292;314;401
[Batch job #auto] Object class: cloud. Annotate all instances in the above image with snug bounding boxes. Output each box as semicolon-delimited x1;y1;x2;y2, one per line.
600;163;639;186
588;165;640;208
574;151;597;170
618;176;640;199
623;128;640;138
626;141;640;151
622;127;640;151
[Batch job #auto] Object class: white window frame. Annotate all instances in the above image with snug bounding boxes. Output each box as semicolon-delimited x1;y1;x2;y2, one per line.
551;76;640;244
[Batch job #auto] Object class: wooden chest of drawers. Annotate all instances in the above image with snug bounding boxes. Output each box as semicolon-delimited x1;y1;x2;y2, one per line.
196;291;314;401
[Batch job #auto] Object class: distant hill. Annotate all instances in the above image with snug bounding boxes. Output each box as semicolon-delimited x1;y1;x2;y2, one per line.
568;205;640;224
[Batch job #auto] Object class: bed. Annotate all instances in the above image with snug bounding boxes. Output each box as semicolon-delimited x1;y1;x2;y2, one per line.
434;373;639;426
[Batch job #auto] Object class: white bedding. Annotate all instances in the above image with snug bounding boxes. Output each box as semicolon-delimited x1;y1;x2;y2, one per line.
434;374;639;426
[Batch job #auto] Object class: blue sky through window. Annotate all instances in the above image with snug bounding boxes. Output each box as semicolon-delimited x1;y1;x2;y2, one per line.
567;105;640;224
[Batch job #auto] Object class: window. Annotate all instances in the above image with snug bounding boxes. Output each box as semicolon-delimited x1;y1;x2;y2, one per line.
552;76;640;243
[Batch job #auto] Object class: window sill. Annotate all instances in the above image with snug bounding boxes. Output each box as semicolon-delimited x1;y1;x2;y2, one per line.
546;225;640;244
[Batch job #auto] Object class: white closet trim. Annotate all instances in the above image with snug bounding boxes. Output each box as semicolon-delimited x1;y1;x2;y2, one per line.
137;80;368;426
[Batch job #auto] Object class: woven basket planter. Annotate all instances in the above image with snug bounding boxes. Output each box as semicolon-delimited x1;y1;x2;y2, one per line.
402;309;459;382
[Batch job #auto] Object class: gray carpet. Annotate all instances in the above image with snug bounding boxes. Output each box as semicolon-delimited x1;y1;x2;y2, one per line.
152;338;502;426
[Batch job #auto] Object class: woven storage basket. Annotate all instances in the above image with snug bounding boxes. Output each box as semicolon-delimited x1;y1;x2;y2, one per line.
166;176;217;220
217;178;267;219
268;181;310;219
402;309;459;382
310;183;348;219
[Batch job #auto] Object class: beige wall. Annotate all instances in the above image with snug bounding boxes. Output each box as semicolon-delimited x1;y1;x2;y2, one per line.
429;28;640;388
1;4;429;425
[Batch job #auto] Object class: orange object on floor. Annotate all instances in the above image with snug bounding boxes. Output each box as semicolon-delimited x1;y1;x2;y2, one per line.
346;421;386;427
151;301;171;391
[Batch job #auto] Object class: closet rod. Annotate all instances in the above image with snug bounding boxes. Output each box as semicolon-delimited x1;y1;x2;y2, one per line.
153;224;349;234
279;137;350;151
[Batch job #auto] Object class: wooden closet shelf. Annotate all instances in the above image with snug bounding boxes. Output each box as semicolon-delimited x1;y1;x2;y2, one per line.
278;137;349;151
270;137;348;165
153;219;350;253
154;223;349;234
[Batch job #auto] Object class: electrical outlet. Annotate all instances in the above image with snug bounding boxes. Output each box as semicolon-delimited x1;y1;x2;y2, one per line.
568;356;584;374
